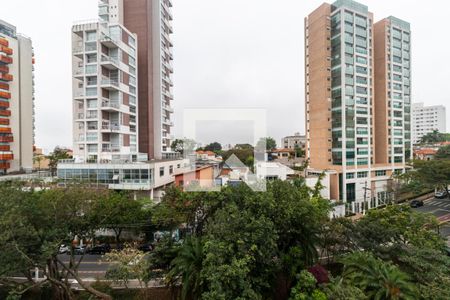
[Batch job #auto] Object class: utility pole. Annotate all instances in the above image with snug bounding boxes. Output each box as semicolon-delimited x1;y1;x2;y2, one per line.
363;181;372;215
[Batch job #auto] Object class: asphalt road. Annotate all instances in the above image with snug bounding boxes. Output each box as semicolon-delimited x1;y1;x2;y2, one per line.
57;254;109;278
413;197;450;244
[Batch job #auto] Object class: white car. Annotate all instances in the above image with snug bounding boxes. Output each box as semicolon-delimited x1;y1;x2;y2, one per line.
58;244;69;254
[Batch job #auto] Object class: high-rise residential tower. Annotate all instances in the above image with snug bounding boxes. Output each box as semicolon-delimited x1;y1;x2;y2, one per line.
123;0;175;160
0;20;35;174
72;0;139;162
374;17;412;164
305;0;411;209
412;103;446;144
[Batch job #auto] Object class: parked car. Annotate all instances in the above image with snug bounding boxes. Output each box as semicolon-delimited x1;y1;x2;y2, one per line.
138;243;154;253
87;244;111;255
67;245;87;255
435;191;448;199
410;200;424;208
58;244;69;254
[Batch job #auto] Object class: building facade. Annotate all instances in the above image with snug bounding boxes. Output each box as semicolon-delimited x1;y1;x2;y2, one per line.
72;0;139;162
123;0;176;159
281;132;306;150
0;20;35;174
412;103;446;144
305;0;410;210
374;17;412;164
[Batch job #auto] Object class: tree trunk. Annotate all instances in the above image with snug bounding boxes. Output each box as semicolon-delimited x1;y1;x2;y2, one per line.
46;258;72;300
114;228;122;248
56;256;112;300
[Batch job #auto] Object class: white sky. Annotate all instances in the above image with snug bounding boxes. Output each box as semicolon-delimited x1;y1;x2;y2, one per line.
2;0;449;152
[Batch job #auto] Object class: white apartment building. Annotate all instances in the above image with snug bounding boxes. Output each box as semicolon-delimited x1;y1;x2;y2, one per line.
281;132;306;150
72;0;139;162
0;20;35;174
412;102;447;144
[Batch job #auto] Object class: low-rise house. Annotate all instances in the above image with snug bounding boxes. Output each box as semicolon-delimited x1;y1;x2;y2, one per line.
255;161;294;181
414;148;437;160
174;165;215;190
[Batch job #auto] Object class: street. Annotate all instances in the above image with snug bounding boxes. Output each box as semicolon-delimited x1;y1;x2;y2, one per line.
57;254;109;278
413;197;450;243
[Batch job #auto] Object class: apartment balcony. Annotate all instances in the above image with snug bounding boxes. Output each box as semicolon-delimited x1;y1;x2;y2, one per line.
101;77;120;91
0;55;12;64
162;117;174;127
100;55;119;70
0;101;9;108
0;65;9;73
101;122;121;132
0;38;9;47
74;91;85;99
0;162;10;170
0;46;13;56
74;68;84;77
101;98;120;111
0;136;13;142
0;118;9;125
0;145;10;151
0;110;11;117
162;103;174;113
100;34;119;48
0;91;11;99
0;153;13;160
0;82;9;91
0;73;12;82
162;89;173;100
0;127;11;133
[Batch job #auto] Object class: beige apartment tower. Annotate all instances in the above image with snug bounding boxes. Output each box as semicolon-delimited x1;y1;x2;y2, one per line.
0;20;35;174
305;0;411;210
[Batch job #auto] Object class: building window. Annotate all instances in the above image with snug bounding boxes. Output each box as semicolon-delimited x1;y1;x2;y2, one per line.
346;173;355;179
357;171;368;178
160;167;165;177
169;165;173;175
375;170;387;177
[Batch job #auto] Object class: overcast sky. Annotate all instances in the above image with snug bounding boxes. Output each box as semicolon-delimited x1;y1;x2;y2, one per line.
2;0;449;152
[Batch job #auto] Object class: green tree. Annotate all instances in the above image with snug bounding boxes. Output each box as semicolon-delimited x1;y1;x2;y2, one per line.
413;159;450;197
167;236;204;300
341;252;416;300
435;145;450;160
103;245;149;288
91;192;151;246
350;205;444;260
48;146;72;176
171;138;196;155
0;183;111;300
294;144;305;158
256;137;277;151
420;130;450;144
204;142;222;153
289;270;327;300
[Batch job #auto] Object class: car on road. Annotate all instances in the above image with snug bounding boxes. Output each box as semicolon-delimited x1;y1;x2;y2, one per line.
138;243;154;253
87;244;111;255
410;200;424;208
58;244;70;254
435;191;448;199
67;245;87;255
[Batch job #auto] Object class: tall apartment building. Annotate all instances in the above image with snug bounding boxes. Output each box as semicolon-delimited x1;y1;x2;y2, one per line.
305;0;410;209
123;0;175;159
0;20;35;174
72;0;139;162
412;103;446;144
374;17;412;164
